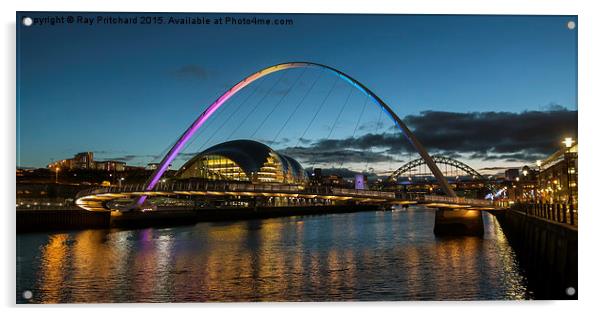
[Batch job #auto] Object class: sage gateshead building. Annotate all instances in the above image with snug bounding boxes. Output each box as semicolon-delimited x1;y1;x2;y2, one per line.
175;139;308;184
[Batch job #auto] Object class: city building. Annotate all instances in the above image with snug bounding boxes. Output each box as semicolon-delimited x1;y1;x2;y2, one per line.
48;152;91;171
536;140;578;206
324;174;345;187
47;152;126;172
504;168;519;181
147;163;172;170
310;168;323;185
175;139;307;184
94;160;126;172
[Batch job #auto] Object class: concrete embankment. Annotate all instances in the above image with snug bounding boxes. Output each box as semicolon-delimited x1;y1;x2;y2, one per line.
433;208;484;236
494;209;578;299
17;209;111;233
17;204;380;233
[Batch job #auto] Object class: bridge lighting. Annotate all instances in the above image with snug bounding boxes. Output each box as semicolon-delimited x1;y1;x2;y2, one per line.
140;62;458;205
563;137;574;148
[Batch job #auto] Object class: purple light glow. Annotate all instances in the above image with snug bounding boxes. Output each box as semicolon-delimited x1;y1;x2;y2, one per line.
135;61;455;208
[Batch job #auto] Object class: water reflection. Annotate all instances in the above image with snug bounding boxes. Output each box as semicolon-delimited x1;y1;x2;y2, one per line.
17;206;531;302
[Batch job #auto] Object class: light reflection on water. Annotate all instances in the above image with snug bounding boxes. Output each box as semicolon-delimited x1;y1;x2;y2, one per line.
16;206;532;302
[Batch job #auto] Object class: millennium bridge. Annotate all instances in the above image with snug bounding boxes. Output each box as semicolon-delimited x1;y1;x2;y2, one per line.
75;180;504;212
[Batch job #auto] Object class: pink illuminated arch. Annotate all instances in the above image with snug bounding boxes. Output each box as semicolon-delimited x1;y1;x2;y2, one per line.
137;62;456;206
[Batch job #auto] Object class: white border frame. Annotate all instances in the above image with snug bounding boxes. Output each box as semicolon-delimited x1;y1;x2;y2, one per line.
3;1;601;315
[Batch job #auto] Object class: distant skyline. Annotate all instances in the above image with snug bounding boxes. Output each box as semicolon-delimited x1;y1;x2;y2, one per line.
17;13;577;174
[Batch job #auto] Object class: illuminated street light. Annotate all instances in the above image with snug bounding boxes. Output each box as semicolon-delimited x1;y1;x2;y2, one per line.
563;137;575;205
522;170;528;177
55;167;60;184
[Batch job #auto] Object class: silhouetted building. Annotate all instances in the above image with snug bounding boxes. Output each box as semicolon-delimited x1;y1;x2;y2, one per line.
504;168;519;181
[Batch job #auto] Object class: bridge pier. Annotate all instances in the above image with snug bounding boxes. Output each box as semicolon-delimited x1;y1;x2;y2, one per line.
433;208;484;236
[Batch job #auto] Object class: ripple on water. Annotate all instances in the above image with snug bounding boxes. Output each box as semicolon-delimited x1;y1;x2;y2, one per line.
16;206;532;303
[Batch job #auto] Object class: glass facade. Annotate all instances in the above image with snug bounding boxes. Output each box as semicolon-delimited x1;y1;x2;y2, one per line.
175;140;307;184
178;155;249;181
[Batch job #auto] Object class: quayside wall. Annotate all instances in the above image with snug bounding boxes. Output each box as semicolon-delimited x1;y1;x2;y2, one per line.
494;209;577;299
17;209;111;233
17;204;379;233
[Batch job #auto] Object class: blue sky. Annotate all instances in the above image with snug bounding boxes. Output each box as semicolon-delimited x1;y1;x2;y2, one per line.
17;13;577;174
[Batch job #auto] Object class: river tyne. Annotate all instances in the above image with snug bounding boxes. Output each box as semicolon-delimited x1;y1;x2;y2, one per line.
16;206;533;302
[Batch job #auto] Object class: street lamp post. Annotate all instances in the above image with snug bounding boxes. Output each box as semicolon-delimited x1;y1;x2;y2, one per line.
55;167;60;184
563;137;574;205
535;160;542;202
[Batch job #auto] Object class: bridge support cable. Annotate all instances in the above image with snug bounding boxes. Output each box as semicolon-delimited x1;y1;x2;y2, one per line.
309;85;354;170
138;62;456;207
271;69;325;144
336;95;370;170
185;76;267;155
196;77;267;151
251;68;308;139
293;76;339;149
226;70;288;141
364;108;383;172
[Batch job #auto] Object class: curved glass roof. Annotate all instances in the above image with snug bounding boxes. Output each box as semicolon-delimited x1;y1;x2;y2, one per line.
179;139;306;182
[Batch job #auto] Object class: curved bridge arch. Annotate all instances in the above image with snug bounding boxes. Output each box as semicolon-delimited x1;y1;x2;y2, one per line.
138;62;456;206
387;155;483;183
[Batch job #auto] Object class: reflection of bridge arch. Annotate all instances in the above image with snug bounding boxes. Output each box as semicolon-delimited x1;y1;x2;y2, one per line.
388;155;483;183
139;62;456;206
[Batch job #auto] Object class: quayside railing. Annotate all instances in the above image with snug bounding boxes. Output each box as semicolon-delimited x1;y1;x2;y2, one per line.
512;202;578;226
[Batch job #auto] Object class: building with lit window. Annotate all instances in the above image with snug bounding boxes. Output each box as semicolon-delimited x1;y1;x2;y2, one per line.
176;139;307;184
47;152;125;172
94;160;126;172
536;141;578;207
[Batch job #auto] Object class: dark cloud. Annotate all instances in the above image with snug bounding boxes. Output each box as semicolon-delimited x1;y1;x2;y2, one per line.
298;138;312;145
280;147;399;164
176;152;200;160
468;151;546;162
404;107;577;156
433;150;463;159
260;137;291;146
122;108;575;169
277;107;576;165
172;65;214;81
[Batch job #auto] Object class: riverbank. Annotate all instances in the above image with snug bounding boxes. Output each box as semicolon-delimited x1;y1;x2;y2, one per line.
493;209;578;299
16;204;382;233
